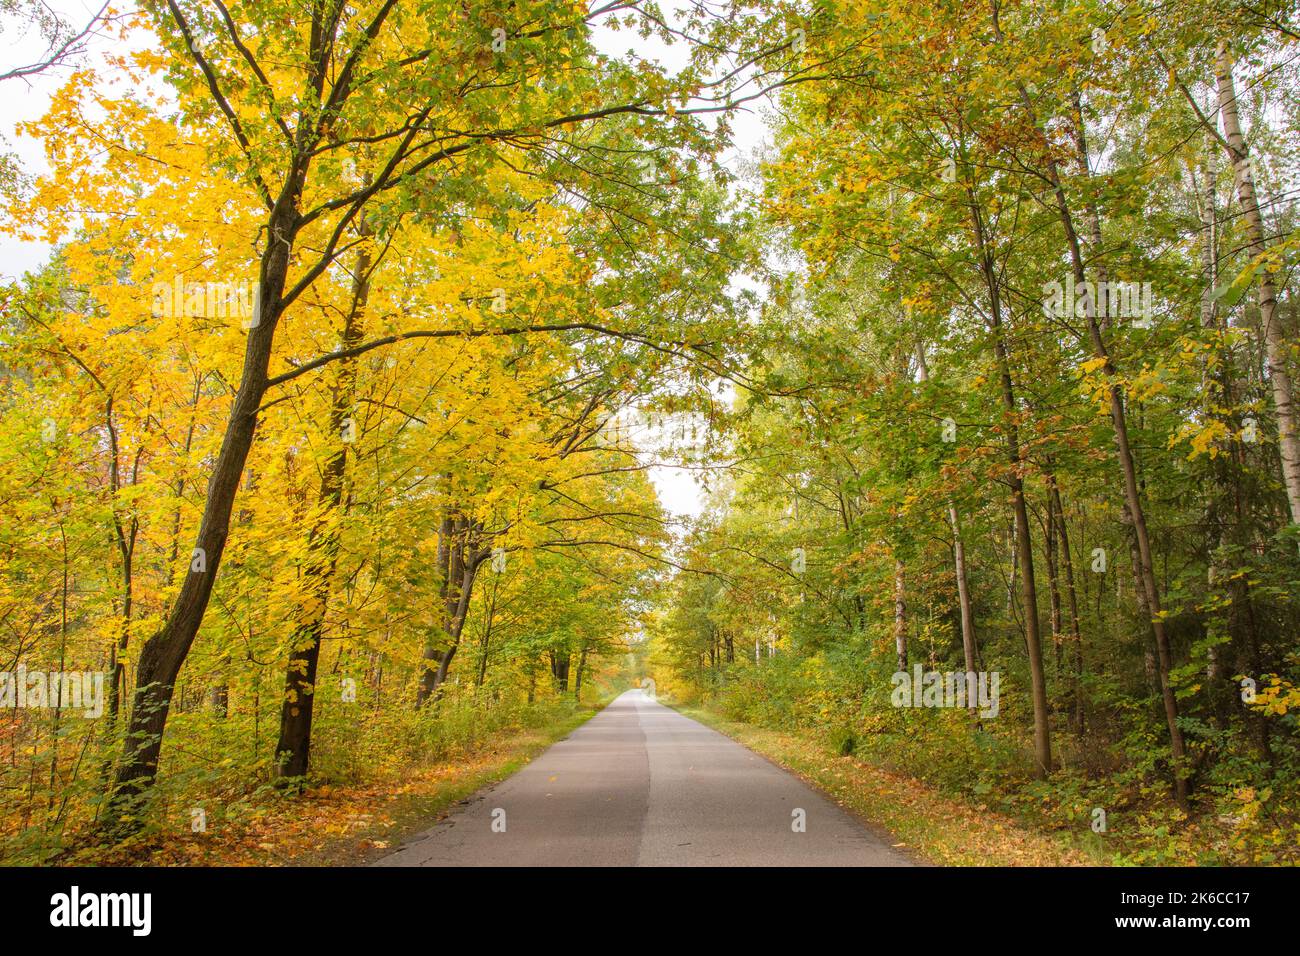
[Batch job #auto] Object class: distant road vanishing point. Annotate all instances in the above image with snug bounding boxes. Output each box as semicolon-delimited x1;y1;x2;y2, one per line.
375;689;913;867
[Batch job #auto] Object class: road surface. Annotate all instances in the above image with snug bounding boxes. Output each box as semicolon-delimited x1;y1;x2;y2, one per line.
374;689;913;867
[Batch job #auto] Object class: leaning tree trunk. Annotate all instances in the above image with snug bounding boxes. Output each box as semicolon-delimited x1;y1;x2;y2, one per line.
107;192;304;826
977;7;1055;780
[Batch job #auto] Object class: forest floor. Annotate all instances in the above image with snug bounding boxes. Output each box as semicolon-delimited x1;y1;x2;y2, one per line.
677;706;1103;866
62;703;601;866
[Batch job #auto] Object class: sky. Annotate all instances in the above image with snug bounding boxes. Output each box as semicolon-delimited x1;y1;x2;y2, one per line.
0;1;773;521
590;7;771;522
0;1;110;277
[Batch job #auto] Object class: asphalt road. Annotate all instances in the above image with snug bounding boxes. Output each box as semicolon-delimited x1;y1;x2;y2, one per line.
374;689;913;867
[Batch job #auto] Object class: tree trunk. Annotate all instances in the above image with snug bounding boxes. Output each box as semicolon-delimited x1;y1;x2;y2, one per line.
417;509;455;705
1048;476;1084;734
550;651;570;693
105;395;136;724
948;504;980;678
1044;491;1064;676
474;577;499;689
892;559;907;671
107;541;132;722
417;521;481;706
208;683;229;719
1033;77;1188;807
1216;42;1300;527
575;643;588;701
914;343;980;678
416;514;477;705
274;219;370;781
108;191;303;825
970;198;1052;777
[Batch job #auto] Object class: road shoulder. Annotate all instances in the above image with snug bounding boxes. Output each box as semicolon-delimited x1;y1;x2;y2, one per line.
71;702;604;866
345;703;606;867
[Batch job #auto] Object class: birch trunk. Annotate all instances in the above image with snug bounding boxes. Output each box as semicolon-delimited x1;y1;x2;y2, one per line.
1215;42;1300;526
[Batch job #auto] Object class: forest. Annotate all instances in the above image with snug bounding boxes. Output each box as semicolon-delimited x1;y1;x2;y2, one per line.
0;0;1297;866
